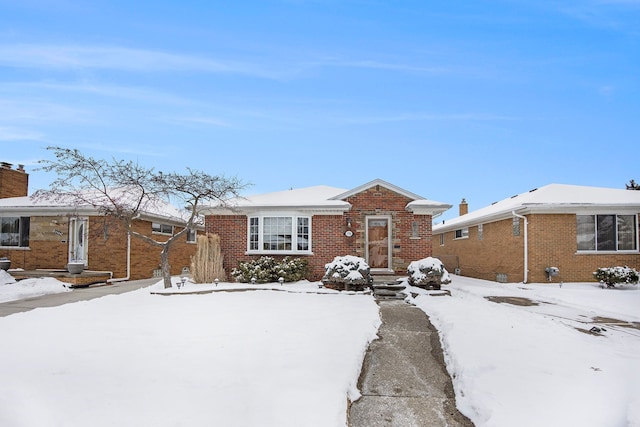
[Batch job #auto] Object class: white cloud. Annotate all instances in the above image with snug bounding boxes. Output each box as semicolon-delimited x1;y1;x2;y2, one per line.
0;44;281;78
1;80;193;106
0;43;452;81
172;116;232;128
0;126;44;141
341;112;518;125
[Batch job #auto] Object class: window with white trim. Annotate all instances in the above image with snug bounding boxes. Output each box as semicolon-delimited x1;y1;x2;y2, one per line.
0;216;30;247
454;228;469;239
152;222;174;235
186;228;197;243
577;214;638;252
248;216;311;253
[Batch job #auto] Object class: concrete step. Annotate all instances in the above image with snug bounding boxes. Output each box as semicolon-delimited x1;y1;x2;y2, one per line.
372;282;407;300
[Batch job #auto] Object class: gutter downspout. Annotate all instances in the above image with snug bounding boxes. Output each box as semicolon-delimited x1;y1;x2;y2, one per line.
512;211;528;284
107;232;131;283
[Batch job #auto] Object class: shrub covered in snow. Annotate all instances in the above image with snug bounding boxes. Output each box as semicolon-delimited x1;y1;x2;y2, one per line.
407;257;451;290
232;256;308;283
322;255;373;291
593;266;639;288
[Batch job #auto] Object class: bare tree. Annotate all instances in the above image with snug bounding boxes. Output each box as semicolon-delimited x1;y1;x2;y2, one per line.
35;146;246;289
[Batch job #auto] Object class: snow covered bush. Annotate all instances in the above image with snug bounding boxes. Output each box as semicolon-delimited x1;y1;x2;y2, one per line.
232;256;308;283
407;257;451;290
275;257;309;282
593;266;639;288
321;255;373;291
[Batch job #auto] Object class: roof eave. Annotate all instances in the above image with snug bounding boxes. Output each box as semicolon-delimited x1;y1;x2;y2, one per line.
405;203;452;217
203;203;352;216
331;178;425;201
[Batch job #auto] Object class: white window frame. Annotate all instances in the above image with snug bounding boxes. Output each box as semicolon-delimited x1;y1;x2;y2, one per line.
454;227;469;240
247;214;312;255
152;222;174;235
576;213;639;254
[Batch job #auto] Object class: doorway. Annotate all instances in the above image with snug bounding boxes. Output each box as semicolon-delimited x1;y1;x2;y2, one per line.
69;217;89;264
366;216;392;271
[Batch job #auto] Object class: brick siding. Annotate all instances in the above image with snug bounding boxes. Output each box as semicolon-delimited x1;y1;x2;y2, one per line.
205;186;435;281
1;215;196;280
433;213;640;283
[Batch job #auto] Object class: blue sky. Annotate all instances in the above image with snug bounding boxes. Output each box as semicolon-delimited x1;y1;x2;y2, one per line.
1;0;639;221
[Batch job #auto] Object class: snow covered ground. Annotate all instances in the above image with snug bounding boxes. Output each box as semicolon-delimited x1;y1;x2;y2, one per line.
1;273;639;426
0;279;380;427
0;270;71;303
409;276;640;427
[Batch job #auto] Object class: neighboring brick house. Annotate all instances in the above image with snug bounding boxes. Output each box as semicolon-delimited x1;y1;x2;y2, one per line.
204;179;451;280
433;184;640;284
0;163;199;281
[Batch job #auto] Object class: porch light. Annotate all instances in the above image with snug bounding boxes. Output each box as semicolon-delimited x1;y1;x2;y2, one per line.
346;218;352;228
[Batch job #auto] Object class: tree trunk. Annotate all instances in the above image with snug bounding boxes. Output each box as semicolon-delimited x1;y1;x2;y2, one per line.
160;245;172;289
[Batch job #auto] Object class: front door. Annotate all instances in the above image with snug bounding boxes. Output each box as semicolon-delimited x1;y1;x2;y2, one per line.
366;216;391;270
69;217;89;265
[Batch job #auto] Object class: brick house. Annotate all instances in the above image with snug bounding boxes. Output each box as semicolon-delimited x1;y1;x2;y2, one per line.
0;163;199;281
204;179;451;280
433;184;640;284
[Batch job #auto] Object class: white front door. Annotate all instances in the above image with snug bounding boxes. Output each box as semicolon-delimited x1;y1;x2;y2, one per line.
69;217;89;265
366;216;392;270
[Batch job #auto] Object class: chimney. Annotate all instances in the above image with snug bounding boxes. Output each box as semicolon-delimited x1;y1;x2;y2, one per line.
459;198;468;216
0;162;29;198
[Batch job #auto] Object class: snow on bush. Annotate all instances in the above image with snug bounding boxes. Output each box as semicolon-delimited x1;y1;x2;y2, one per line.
322;255;372;290
232;256;308;283
407;257;451;289
593;266;639;288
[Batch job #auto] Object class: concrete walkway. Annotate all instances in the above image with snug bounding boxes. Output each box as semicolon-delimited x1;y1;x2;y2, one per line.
0;278;159;317
349;299;474;427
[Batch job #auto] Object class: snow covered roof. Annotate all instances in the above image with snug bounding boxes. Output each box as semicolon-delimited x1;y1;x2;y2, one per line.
205;179;451;216
0;192;192;225
204;185;352;214
331;178;451;216
331;178;424;201
434;183;640;232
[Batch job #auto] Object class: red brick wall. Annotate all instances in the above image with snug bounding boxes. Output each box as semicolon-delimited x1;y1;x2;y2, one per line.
1;215;196;280
433;213;640;283
205;215;250;276
0;164;28;199
205;186;435;281
344;186;433;273
308;215;351;279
